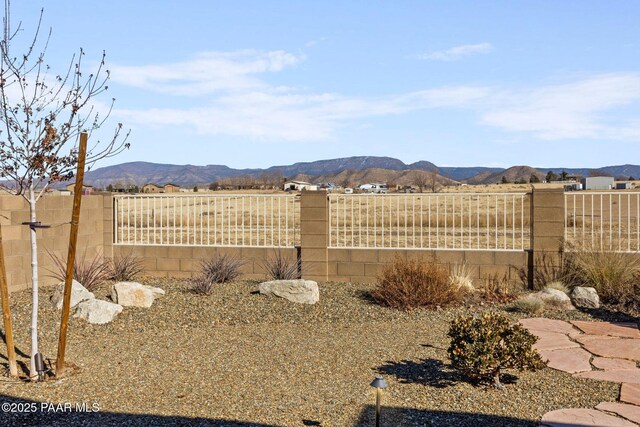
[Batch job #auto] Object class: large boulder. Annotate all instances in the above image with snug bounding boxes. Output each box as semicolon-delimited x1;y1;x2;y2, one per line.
51;280;95;310
111;282;165;308
570;286;600;309
74;299;123;325
531;288;574;310
258;279;319;304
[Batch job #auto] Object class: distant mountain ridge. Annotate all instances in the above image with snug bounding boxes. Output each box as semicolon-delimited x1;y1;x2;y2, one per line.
80;156;640;188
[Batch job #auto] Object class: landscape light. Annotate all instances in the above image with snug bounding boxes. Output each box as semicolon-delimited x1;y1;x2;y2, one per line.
34;352;46;382
370;376;388;427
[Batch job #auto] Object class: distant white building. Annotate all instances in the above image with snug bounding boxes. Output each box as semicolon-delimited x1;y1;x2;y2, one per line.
581;176;614;190
358;183;388;193
283;180;318;191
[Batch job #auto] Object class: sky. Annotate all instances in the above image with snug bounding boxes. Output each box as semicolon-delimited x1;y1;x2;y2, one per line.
6;1;640;170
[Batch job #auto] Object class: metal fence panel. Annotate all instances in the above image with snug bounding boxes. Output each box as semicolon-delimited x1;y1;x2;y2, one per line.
114;194;300;247
565;192;640;252
328;193;530;250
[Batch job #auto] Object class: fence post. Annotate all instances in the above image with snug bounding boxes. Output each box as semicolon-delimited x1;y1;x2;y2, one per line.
102;193;114;260
530;186;565;288
300;190;329;281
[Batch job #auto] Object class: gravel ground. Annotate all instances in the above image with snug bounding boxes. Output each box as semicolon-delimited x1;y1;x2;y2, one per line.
0;279;627;426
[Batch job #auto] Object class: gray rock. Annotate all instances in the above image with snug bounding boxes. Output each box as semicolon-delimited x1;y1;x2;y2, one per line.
570;286;600;309
111;281;165;308
258;279;319;304
74;299;123;325
531;288;574;310
50;280;95;310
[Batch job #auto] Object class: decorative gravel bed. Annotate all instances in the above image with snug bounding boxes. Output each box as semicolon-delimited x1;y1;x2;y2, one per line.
0;279;624;426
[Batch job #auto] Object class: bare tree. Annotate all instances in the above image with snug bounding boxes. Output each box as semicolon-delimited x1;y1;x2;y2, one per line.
426;170;440;192
0;3;128;379
410;171;429;193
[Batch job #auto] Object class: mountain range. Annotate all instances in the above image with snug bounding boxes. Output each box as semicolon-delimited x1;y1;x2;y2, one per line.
81;156;640;188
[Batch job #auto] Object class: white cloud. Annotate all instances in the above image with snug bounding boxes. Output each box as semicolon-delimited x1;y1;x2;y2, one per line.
111;49;640;145
415;43;494;61
482;73;640;140
109;50;303;96
116;86;489;141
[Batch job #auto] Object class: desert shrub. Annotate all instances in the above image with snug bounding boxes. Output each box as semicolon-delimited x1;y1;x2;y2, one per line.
48;249;110;291
477;273;520;304
565;239;640;305
261;250;302;280
510;297;545;315
448;311;546;388
107;252;145;281
371;256;464;310
544;281;569;294
190;254;245;295
449;262;474;291
525;252;576;290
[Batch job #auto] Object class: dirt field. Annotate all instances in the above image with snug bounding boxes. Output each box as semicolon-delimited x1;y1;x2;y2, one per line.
0;279;621;426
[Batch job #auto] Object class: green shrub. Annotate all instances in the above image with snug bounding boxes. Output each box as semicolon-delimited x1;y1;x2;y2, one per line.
448;311;545;388
371;256;464;310
190;254;245;295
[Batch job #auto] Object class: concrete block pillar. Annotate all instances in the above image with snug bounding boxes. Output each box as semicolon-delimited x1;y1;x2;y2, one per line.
102;194;114;259
530;186;565;287
300;191;329;281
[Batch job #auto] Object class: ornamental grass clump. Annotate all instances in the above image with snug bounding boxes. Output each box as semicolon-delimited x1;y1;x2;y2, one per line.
448;311;545;388
190;254;245;295
371;256;464;310
107;252;145;281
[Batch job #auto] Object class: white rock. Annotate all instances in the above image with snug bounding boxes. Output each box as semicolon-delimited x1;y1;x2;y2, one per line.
74;299;122;325
258;279;319;304
570;286;600;309
50;280;95;310
531;288;574;309
111;281;165;308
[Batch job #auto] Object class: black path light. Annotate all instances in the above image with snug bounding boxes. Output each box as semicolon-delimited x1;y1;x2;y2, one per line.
370;376;388;427
34;352;46;381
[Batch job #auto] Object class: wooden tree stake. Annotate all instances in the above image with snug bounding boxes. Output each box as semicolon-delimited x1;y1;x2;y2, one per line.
55;132;88;377
0;222;17;377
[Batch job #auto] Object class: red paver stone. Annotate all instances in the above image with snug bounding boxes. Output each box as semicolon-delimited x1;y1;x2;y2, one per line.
538;347;593;373
592;357;637;371
571;321;640;339
519;318;577;334
574;369;640;385
540;408;637;426
574;334;619;346
620;383;640;406
580;338;640;361
533;331;581;351
596;402;640;424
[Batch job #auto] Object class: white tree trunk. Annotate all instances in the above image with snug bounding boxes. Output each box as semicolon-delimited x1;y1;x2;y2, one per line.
28;185;39;380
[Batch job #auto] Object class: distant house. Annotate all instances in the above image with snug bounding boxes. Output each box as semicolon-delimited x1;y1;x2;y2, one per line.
581;177;614;190
358;183;388;194
616;182;632;190
283;181;318;191
65;183;94;195
164;183;180;193
142;183;163;193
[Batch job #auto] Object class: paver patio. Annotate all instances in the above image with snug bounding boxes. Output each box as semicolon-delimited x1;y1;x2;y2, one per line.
519;318;640;427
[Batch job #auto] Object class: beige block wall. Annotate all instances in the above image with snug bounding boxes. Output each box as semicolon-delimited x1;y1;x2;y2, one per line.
2;194;108;292
327;248;527;284
113;245;298;281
